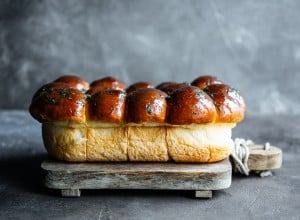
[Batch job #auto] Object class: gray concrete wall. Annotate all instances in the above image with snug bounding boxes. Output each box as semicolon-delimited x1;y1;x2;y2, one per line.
0;0;299;115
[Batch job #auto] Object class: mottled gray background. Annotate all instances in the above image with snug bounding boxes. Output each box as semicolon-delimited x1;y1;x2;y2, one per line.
0;0;299;115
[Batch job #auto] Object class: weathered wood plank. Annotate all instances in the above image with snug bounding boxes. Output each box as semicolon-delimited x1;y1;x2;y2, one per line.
42;160;231;173
41;159;232;193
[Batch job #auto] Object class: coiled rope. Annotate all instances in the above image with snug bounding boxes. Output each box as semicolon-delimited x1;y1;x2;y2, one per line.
230;138;272;177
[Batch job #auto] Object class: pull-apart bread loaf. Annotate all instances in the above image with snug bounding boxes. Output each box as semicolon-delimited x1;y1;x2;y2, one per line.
29;75;246;162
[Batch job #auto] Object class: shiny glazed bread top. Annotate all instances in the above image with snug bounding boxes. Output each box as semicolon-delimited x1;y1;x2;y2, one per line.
29;75;246;124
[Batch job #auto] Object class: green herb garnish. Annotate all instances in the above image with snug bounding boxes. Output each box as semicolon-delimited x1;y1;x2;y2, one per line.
196;90;205;97
119;92;126;99
58;88;72;99
227;88;239;97
85;93;91;99
50;98;60;105
39;90;48;98
146;104;152;114
77;100;85;107
107;90;114;95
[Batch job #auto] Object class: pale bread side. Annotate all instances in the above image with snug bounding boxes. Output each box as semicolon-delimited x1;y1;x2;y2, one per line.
166;124;235;162
42;123;234;163
42;123;86;162
86;127;127;161
127;126;169;161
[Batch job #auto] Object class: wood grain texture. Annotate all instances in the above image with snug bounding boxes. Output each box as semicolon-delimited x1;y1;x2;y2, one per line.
41;159;232;192
247;145;282;171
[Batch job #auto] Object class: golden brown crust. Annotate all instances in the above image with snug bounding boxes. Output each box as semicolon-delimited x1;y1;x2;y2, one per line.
126;82;154;94
29;83;86;123
30;75;246;125
191;75;223;90
54;75;90;91
204;84;246;123
31;82;71;102
87;89;126;123
155;82;177;91
166;86;217;124
126;88;167;123
89;76;126;93
159;82;189;95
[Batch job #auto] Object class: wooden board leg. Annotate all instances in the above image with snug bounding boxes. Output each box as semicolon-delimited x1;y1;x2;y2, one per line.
195;190;212;198
61;189;81;197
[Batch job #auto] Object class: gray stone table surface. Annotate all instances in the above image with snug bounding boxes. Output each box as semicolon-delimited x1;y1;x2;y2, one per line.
0;110;299;220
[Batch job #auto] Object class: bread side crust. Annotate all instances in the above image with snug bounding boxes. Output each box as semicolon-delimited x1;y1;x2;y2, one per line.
127;126;169;161
166;124;235;162
86;127;128;161
42;123;235;163
42;123;86;161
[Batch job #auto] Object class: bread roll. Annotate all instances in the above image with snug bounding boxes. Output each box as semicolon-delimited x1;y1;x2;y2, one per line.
87;89;126;123
126;88;169;161
159;82;189;95
166;86;217;124
86;89;127;161
191;75;222;90
54;75;90;91
204;84;246;123
88;76;126;95
155;82;177;91
30;75;246;163
29;83;86;123
126;82;154;94
126;88;167;123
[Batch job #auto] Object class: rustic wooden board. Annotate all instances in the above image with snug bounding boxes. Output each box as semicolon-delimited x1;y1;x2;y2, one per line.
41;158;232;198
